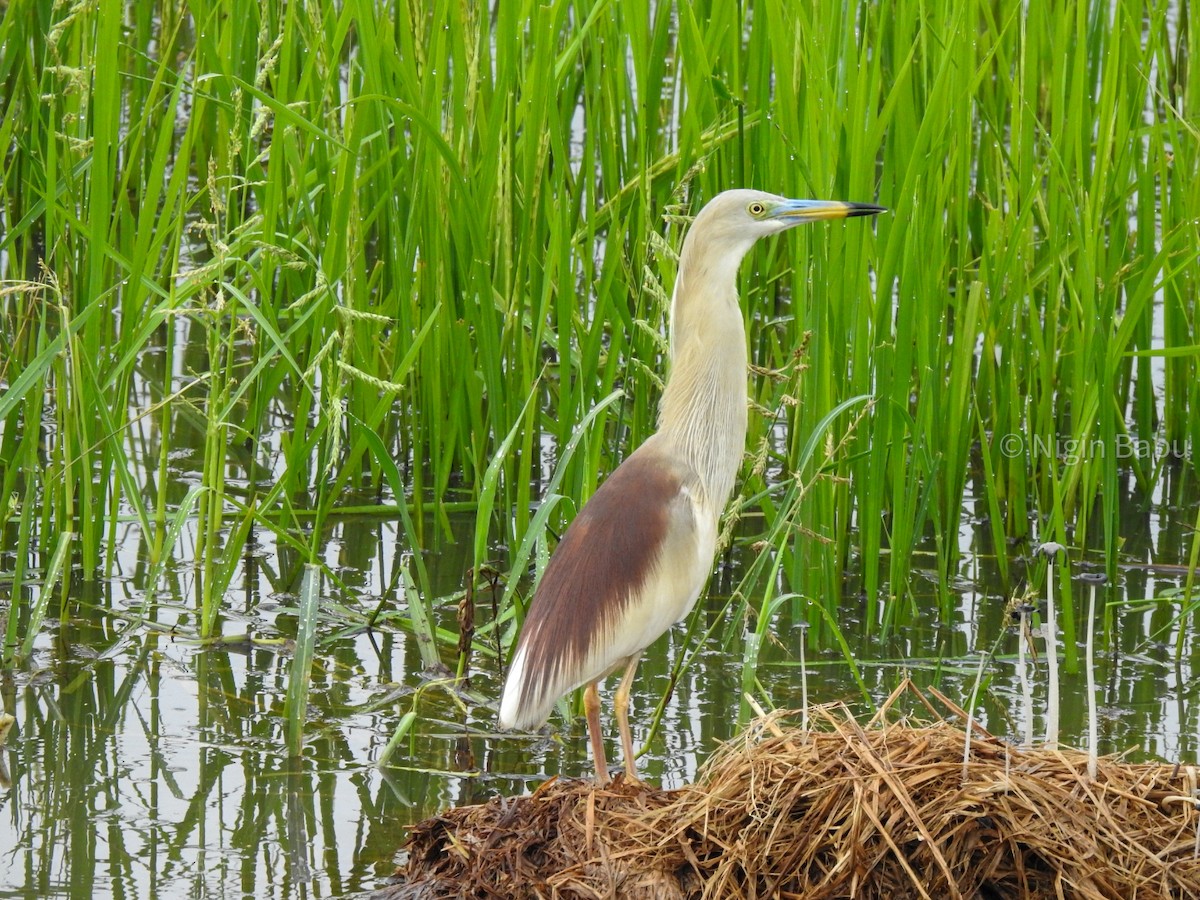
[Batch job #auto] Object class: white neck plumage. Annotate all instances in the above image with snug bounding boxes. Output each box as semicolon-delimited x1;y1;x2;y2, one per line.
657;238;750;520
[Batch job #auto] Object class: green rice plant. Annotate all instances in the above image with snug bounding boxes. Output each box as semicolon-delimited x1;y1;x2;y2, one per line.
376;674;470;769
26;530;73;659
1175;501;1200;662
284;564;322;757
400;563;439;672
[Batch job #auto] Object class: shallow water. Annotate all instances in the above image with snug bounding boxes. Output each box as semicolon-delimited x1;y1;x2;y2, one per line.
2;455;1198;898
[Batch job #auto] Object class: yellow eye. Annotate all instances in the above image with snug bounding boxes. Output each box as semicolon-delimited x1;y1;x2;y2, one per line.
748;202;766;216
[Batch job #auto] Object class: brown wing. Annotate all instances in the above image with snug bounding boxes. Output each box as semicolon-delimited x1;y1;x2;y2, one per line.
498;435;708;729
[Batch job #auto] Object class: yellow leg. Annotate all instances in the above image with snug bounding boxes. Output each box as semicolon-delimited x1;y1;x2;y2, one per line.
583;681;609;786
614;653;644;784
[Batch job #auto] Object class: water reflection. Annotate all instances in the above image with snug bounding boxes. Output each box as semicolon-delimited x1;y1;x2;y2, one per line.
1;587;414;898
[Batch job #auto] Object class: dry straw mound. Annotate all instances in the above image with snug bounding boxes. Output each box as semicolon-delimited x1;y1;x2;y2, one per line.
380;683;1200;899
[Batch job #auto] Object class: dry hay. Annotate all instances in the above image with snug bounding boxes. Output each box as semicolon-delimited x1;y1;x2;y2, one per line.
378;683;1200;899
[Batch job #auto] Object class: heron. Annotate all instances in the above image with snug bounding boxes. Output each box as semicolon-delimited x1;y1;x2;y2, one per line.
498;189;885;785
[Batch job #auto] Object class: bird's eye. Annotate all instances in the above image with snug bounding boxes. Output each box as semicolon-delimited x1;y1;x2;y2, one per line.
748;202;766;217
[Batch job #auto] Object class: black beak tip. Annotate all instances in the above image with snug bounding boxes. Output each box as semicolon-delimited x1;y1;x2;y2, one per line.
847;203;888;217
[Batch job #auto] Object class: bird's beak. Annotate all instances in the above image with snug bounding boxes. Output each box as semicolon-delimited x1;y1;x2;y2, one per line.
769;199;888;222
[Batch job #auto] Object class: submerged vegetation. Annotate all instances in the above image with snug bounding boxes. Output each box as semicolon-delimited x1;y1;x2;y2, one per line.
1;0;1198;737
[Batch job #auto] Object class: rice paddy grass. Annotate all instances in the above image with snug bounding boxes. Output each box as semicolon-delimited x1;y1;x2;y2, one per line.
1;0;1198;728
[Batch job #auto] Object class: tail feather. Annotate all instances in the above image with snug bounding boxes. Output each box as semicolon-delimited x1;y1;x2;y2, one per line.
498;644;556;730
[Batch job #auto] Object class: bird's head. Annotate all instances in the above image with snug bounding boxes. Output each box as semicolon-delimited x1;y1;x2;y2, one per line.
687;189;886;261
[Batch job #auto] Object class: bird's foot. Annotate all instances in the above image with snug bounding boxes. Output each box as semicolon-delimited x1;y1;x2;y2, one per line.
618;768;647;789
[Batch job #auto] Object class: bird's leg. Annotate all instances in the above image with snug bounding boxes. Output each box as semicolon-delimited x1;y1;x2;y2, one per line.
614;653;644;785
583;681;609;786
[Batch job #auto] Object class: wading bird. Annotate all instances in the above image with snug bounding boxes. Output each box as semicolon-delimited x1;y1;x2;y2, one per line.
498;189;885;785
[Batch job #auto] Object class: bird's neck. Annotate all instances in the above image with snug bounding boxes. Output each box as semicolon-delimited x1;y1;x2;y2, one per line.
658;262;749;518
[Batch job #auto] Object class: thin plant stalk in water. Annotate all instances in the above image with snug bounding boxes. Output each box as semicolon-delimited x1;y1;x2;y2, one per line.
798;620;810;734
1038;542;1068;748
1015;601;1035;749
1081;573;1107;780
962;642;990;784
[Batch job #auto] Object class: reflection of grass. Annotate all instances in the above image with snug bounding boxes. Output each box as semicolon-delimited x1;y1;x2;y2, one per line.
1;1;1198;741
